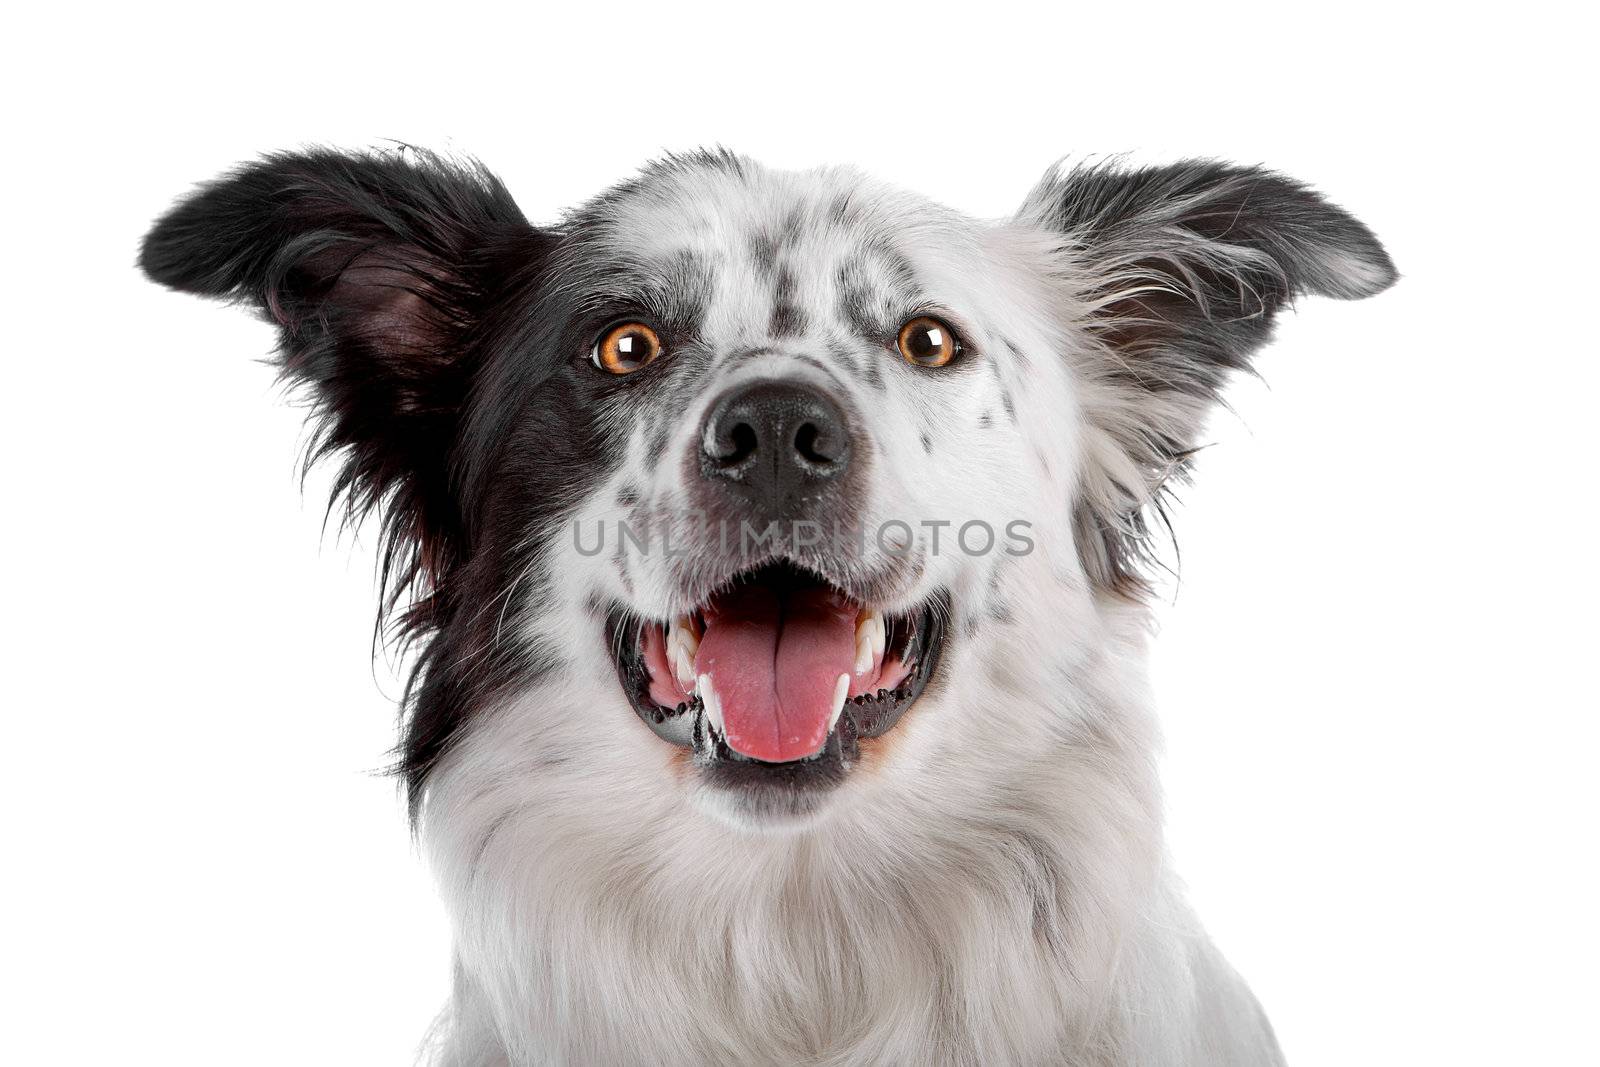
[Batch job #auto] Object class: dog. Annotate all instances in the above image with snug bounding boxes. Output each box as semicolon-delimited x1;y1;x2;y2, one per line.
140;147;1393;1065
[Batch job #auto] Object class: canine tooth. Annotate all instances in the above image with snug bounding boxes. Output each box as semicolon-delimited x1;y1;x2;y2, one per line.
670;644;695;691
854;609;885;674
853;636;872;675
668;615;699;689
698;674;724;737
828;673;850;732
675;614;700;654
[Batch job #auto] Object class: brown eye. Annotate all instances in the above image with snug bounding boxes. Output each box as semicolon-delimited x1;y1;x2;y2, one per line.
897;316;961;368
592;321;663;374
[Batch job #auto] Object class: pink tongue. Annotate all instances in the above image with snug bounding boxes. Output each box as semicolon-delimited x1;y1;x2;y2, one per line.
694;584;857;763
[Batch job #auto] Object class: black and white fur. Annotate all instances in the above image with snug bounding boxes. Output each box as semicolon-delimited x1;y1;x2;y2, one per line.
141;147;1395;1065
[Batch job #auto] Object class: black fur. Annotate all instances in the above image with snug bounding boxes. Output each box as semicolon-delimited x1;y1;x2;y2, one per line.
1042;160;1394;392
140;148;611;813
139;147;539;629
1023;160;1397;593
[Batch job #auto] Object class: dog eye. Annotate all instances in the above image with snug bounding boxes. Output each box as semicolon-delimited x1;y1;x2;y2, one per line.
896;316;962;368
592;321;664;374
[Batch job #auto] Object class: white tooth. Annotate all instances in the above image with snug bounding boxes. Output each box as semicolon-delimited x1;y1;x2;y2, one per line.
854;609;884;674
698;674;724;736
670;643;695;691
853;632;872;675
676;615;700;656
828;673;850;732
668;616;698;690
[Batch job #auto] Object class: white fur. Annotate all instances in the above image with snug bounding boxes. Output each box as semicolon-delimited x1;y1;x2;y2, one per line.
418;161;1286;1065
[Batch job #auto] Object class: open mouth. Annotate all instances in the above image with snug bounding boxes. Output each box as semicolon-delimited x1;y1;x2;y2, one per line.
607;560;947;779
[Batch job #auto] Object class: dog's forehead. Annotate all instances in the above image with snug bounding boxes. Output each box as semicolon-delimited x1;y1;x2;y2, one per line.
575;157;975;338
595;158;919;256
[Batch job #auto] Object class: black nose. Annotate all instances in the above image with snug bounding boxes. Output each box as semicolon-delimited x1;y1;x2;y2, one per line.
701;380;852;511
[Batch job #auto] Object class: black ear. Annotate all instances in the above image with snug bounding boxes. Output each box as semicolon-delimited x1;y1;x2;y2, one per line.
1016;160;1396;593
140;148;544;625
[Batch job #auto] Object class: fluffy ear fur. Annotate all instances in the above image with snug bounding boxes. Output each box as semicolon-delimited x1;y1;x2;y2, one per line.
139;148;544;632
1016;160;1397;594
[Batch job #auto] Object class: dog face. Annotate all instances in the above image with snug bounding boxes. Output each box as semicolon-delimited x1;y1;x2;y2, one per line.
141;150;1394;836
143;151;1391;1060
533;157;1083;826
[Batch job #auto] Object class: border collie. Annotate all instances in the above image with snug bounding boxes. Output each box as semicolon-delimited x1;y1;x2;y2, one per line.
140;148;1394;1065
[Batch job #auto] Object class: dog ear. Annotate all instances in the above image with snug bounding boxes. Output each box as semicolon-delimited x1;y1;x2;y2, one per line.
1016;160;1396;594
140;148;548;625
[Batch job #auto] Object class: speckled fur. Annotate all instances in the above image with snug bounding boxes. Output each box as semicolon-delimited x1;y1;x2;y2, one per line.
141;149;1395;1066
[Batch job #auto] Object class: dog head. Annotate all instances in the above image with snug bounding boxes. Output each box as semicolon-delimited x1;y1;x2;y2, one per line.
141;149;1393;834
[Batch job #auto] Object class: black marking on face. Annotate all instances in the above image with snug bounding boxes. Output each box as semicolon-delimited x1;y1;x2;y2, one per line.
1001;389;1018;424
617;484;640;508
785;352;849;391
826;334;875;389
979;410;994;429
860;237;920;297
776;207;807;248
1004;337;1032;370
770;265;808;337
986;567;1014;622
836;261;882;340
843;246;923;342
920;430;933;454
647;424;670;470
862;350;885;391
660;249;717;313
748;231;779;277
826;190;858;227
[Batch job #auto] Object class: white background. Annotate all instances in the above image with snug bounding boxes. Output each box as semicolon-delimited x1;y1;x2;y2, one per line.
5;3;1596;1064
